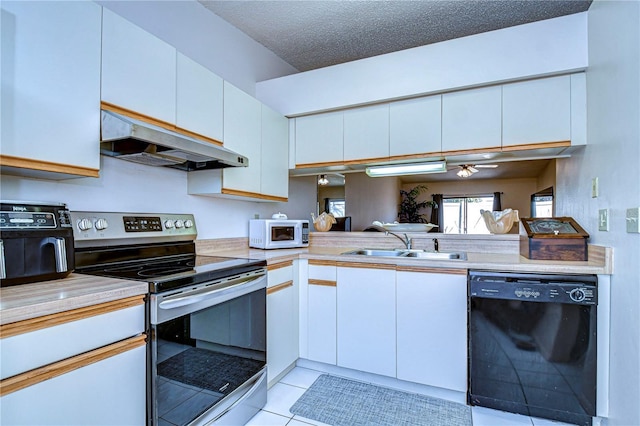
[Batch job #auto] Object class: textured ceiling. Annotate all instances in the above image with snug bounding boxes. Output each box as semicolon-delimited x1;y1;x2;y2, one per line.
199;0;592;72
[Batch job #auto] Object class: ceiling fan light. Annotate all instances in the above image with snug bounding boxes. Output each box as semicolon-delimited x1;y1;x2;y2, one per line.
457;166;473;178
318;174;329;185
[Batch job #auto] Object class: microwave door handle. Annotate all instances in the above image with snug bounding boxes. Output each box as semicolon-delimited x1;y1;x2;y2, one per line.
43;237;68;273
159;275;264;310
0;240;6;279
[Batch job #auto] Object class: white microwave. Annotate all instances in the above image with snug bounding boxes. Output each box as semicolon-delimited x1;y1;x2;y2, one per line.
249;219;309;249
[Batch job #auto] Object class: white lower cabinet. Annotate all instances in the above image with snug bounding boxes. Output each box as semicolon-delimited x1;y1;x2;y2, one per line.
267;261;298;384
301;261;469;392
396;269;468;392
0;296;146;425
0;344;146;425
337;265;396;377
306;261;337;365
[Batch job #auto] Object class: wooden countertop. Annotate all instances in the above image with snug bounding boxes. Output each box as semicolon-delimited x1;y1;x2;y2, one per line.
0;274;147;325
201;245;612;275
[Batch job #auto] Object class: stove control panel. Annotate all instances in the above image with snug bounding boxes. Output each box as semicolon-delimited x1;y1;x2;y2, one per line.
70;211;197;246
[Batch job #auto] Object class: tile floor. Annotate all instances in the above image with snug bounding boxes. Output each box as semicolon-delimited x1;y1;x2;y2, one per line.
246;366;578;426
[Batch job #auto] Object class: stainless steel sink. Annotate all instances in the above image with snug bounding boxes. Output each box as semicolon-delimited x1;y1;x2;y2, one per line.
341;249;407;257
404;251;467;260
341;248;467;260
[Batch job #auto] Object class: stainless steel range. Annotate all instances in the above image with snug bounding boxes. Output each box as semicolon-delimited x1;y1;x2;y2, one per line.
71;211;267;426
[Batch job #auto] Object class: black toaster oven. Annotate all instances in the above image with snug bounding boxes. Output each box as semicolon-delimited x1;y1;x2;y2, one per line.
0;200;75;286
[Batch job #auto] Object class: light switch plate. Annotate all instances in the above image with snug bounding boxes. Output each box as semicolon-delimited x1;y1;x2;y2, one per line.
627;207;640;233
592;178;599;198
598;209;609;231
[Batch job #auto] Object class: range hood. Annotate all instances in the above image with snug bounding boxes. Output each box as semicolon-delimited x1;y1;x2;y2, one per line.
100;110;248;171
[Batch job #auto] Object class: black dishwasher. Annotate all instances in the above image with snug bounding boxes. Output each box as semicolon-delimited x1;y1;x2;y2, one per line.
468;270;597;426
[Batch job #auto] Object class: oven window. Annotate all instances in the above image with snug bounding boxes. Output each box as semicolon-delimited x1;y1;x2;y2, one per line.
469;298;596;425
271;226;295;241
153;288;266;425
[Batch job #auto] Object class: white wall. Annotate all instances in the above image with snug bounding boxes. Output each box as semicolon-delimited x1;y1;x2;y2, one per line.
256;12;588;116
0;157;304;238
96;0;297;96
557;1;640;425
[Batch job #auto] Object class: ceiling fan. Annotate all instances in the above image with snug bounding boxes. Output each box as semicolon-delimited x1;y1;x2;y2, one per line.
456;164;498;178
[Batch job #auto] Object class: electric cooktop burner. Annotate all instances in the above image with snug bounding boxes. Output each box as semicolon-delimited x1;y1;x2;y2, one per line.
80;255;266;293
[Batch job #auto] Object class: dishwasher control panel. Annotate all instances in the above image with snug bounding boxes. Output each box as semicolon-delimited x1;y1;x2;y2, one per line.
469;270;597;305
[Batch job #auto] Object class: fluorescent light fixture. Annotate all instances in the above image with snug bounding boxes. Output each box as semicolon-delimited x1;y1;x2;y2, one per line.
365;161;447;177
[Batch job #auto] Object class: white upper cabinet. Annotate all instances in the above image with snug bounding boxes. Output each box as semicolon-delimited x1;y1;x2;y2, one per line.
176;53;224;143
261;104;289;200
389;95;442;158
502;75;571;147
294;111;344;166
442;85;502;152
188;83;289;201
101;8;177;124
343;104;389;162
222;82;262;195
0;1;101;178
569;73;587;146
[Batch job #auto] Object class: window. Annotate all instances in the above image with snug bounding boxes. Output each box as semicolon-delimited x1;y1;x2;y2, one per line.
442;195;494;234
326;198;345;217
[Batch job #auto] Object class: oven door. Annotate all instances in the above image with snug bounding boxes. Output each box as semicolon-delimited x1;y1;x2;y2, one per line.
148;269;267;426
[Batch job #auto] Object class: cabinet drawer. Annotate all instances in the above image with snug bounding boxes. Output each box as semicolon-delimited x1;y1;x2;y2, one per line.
308;260;337;282
0;296;145;379
267;261;294;288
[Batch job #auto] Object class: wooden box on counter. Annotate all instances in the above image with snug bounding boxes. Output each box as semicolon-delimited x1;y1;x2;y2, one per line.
519;217;589;261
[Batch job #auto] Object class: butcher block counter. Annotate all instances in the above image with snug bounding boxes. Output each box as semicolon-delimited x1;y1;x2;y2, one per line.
195;233;613;276
0;274;147;325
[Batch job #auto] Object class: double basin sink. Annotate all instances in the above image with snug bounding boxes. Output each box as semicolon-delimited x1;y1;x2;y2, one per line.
341;248;467;260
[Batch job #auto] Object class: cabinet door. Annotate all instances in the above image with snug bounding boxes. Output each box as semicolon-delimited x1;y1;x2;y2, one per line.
261;105;289;200
390;95;442;158
101;8;176;124
176;53;224;142
0;1;101;177
442;85;502;152
337;266;396;377
294;112;343;166
267;263;297;383
222;82;262;195
306;262;337;365
343;104;389;162
1;343;146;425
502;76;571;147
396;270;467;392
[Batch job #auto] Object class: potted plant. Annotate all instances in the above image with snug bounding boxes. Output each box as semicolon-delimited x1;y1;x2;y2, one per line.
398;185;437;223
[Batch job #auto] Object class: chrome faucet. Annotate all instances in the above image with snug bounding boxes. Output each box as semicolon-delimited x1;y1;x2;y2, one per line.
370;225;412;249
386;231;412;249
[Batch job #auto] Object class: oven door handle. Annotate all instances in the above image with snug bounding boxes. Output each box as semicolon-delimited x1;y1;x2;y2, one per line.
158;275;263;310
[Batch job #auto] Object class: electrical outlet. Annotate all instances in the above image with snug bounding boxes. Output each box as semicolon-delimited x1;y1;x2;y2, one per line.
592;177;599;198
598;209;609;231
627;207;640;233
